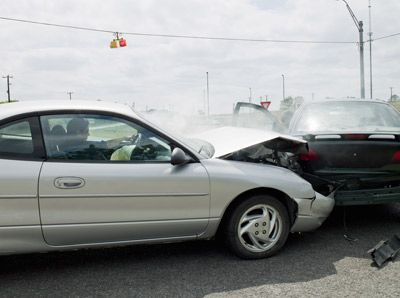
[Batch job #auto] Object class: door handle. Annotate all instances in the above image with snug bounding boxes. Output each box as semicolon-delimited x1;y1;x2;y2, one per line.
54;177;85;189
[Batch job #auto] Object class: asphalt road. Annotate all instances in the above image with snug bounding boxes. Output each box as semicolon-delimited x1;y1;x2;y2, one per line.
1;204;399;298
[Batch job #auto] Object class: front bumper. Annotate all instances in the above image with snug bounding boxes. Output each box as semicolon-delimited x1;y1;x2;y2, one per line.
290;192;335;232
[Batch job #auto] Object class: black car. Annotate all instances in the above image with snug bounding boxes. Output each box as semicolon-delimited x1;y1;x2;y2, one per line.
289;99;400;206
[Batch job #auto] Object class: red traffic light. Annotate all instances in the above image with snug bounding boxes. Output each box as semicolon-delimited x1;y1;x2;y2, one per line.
119;38;127;47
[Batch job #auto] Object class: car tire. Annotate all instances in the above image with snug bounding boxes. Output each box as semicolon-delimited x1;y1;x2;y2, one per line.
224;195;290;259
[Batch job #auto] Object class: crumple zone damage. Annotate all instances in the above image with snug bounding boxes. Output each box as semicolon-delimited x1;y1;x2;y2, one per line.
220;143;339;197
195;127;338;196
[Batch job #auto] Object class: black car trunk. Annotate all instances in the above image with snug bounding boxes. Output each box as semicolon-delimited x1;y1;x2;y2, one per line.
299;133;400;191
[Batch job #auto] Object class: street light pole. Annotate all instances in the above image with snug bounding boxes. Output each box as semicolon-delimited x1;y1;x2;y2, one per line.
368;0;373;99
203;88;206;115
359;20;366;99
339;0;366;99
2;75;13;102
206;72;209;116
281;74;285;101
248;87;252;103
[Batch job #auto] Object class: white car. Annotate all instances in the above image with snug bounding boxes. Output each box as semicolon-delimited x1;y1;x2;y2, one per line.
0;100;334;259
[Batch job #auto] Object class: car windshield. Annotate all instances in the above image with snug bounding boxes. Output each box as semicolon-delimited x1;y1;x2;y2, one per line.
134;108;215;159
292;101;400;134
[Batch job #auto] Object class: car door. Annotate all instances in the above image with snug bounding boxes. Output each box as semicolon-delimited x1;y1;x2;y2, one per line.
233;102;284;132
38;113;210;246
0;117;45;252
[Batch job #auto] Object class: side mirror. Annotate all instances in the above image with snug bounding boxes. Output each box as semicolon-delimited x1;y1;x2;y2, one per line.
171;147;189;166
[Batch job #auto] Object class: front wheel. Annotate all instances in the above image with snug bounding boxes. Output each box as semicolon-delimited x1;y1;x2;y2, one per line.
224;195;290;259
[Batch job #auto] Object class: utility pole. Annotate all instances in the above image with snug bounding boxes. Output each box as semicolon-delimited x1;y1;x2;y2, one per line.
206;72;209;116
390;87;393;101
67;91;73;100
2;75;13;102
281;74;285;101
203;88;206;115
368;0;373;99
339;0;365;99
248;87;252;103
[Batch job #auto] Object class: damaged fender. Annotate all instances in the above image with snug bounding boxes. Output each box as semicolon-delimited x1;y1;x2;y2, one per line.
291;191;335;232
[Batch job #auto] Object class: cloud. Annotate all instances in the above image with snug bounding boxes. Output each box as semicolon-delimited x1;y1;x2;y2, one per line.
0;0;399;111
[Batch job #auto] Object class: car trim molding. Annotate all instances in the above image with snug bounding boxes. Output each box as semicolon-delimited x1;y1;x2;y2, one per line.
0;195;37;199
42;218;213;227
39;192;209;199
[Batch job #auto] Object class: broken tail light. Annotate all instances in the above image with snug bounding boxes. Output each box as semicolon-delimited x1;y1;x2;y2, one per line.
299;149;318;161
391;151;400;163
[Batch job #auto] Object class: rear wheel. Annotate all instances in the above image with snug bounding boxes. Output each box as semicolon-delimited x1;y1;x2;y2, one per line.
224;195;290;259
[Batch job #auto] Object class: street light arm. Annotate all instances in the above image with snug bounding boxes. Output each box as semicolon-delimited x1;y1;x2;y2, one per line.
337;0;365;99
340;0;361;30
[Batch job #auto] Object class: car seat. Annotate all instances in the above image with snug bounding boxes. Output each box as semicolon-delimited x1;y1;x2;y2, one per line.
49;125;67;153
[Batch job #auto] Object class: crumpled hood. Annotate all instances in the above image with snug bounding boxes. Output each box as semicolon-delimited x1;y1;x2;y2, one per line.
193;126;308;158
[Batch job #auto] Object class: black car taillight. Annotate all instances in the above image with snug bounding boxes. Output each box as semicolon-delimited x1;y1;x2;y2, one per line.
391;151;400;163
343;134;369;140
299;149;318;161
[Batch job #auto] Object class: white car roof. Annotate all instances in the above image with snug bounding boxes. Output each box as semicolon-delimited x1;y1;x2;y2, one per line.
0;100;138;120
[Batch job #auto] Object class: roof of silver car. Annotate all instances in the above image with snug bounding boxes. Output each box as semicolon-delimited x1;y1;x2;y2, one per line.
0;100;138;120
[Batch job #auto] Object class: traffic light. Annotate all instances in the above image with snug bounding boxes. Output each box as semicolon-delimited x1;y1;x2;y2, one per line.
110;39;118;48
119;38;127;47
109;33;127;49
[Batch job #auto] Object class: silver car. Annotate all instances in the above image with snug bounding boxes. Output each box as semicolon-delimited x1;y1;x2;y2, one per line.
0;101;334;259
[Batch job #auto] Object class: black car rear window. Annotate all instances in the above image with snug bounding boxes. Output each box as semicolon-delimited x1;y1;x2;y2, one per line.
292;101;400;133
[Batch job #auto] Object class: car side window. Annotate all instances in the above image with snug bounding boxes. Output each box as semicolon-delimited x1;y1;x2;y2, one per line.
40;114;172;162
0;118;35;158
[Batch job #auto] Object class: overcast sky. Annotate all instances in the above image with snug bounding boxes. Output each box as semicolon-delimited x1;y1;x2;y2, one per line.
0;0;399;113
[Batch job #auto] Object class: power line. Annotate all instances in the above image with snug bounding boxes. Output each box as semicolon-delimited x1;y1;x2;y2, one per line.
2;16;399;45
0;16;115;34
373;32;400;42
0;16;357;45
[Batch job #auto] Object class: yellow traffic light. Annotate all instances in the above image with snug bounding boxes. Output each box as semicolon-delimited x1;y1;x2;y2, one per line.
110;39;118;48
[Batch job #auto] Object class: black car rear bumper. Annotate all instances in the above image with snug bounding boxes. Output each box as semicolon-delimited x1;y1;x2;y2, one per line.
335;185;400;205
